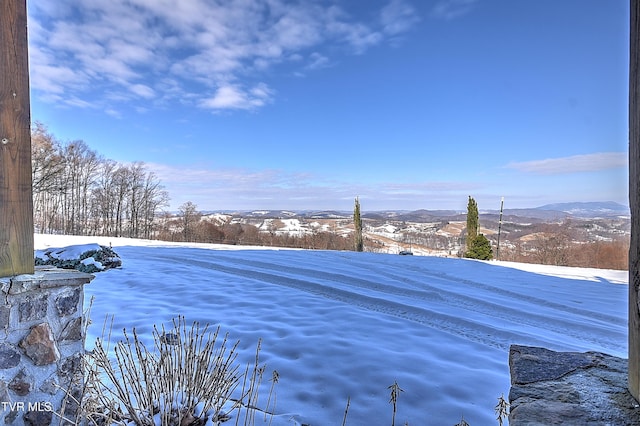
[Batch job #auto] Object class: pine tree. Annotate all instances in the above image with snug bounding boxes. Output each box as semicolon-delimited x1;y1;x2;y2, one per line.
466;196;479;250
353;197;364;252
465;234;494;260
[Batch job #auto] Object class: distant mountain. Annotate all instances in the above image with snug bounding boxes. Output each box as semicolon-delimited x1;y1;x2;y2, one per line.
223;210;299;218
199;202;629;223
480;202;630;221
358;210;465;222
482;209;566;222
536;201;630;218
302;211;350;219
395;209;462;222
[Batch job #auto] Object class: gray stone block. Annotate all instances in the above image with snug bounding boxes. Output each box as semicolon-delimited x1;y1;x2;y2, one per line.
0;305;10;331
23;406;53;426
509;344;640;425
60;317;83;342
54;288;80;317
8;369;32;397
0;344;21;370
18;295;48;323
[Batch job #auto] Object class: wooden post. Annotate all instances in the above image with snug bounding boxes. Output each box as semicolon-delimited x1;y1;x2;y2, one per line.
0;0;34;277
630;0;640;402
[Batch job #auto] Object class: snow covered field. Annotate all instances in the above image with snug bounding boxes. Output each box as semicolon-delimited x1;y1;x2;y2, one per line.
34;234;629;425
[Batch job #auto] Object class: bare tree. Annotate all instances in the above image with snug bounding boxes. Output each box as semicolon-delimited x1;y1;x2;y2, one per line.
31;122;65;195
90;159;119;235
526;222;574;266
179;201;201;241
139;170;169;239
60;140;100;234
31;122;65;233
31;124;170;238
126;162;147;238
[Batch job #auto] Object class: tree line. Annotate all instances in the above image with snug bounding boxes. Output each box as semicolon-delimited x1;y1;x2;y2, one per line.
31;122;169;238
29;122;358;249
495;222;629;270
155;201;354;250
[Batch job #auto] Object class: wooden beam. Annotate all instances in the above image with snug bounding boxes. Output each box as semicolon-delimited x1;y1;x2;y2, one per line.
630;0;640;402
0;0;34;277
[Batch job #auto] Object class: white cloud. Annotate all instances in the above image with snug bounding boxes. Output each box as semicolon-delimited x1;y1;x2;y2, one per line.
29;62;86;96
105;109;122;119
129;84;155;99
200;83;273;111
64;97;95;109
505;152;628;175
28;0;419;112
431;0;478;20
306;52;330;70
381;0;420;36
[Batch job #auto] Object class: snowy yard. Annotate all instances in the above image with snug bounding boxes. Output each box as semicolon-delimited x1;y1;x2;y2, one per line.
34;234;628;425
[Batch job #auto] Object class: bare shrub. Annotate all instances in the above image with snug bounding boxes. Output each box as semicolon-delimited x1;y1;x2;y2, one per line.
57;316;275;426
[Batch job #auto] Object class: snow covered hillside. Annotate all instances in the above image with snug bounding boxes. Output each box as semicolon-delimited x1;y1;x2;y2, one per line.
34;234;628;425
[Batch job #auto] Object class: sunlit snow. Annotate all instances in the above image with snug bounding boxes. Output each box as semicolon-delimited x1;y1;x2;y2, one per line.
34;234;628;425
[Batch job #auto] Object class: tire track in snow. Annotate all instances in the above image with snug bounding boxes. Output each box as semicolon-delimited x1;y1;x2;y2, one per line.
146;251;599;351
378;260;626;326
197;253;626;353
367;265;627;352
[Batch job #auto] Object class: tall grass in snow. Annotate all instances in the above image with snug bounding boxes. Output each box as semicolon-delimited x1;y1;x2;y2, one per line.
57;315;276;426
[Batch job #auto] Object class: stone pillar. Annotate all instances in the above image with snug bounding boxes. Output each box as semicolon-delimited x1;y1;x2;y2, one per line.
630;0;640;403
0;268;93;426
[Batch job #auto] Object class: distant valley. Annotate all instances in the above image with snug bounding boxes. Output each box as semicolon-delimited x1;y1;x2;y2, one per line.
162;202;630;270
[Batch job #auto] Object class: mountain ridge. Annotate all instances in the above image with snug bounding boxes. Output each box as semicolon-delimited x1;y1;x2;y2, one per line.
202;201;629;221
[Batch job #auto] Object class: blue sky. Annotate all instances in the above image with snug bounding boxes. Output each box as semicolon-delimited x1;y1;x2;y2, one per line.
27;0;629;212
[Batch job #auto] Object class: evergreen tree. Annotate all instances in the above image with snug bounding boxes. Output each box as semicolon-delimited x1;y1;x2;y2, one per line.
466;196;479;249
465;234;494;260
353;197;364;252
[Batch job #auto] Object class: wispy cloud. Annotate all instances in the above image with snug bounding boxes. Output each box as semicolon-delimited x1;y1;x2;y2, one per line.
28;0;420;113
431;0;478;20
381;0;420;36
505;152;627;175
147;163;480;210
306;52;331;70
200;83;274;111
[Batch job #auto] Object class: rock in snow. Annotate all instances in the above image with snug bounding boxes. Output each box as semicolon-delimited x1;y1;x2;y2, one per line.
35;243;122;273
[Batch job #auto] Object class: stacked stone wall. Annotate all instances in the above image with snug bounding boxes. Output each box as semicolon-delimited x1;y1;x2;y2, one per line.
0;267;93;425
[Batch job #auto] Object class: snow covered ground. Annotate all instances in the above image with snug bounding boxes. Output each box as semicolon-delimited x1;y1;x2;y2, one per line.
34;234;629;425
